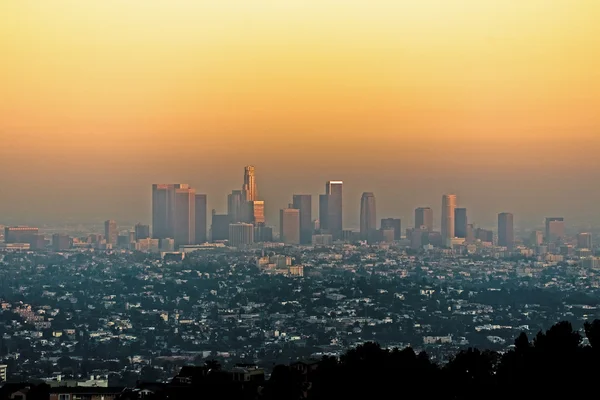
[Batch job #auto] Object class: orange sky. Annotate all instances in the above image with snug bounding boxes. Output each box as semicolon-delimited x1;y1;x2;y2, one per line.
1;0;599;228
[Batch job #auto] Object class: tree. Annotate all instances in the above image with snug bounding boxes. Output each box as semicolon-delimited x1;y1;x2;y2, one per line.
584;319;600;349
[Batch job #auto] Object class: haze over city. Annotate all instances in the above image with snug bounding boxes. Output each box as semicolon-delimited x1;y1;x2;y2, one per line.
1;0;600;228
5;2;600;398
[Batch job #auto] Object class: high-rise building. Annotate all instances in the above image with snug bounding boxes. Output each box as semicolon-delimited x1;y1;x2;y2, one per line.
280;208;300;245
254;223;273;242
325;181;343;240
474;228;494;243
381;218;401;241
173;186;196;247
410;227;430;250
152;184;176;239
454;208;468;238
26;234;47;250
4;226;38;243
498;213;514;249
152;184;197;247
248;200;265;225
104;220;118;246
134;223;150;240
415;207;433;231
441;195;457;247
242;165;257;202
228;190;244;223
530;230;544;246
52;234;71;251
577;232;593;249
292;194;312;244
545;217;565;242
195;194;207;244
359;192;377;241
319;194;329;231
211;211;229;241
229;223;254;248
466;224;475;243
118;234;133;248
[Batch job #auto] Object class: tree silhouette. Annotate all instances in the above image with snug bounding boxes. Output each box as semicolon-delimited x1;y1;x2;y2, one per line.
584;319;600;349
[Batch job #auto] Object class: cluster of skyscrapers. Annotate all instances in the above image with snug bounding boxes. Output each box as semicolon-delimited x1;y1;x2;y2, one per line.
0;166;585;252
144;166;576;250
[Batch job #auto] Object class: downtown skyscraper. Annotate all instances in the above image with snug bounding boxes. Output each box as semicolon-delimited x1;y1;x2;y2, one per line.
498;212;514;249
545;217;565;243
173;185;196;246
381;218;401;241
104;220;118;246
454;208;468;239
292;194;312;244
195;194;208;244
280;207;300;244
441;194;457;247
360;192;376;241
242;165;257;202
319;181;343;240
415;207;433;231
152;183;196;247
227;190;244;223
239;165;266;227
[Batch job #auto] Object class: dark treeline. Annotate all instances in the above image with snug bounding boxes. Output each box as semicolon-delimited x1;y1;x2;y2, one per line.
264;320;600;400
3;320;600;400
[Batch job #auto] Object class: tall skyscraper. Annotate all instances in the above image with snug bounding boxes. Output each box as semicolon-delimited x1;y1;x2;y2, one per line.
454;208;468;238
441;194;457;247
415;207;433;231
280;208;300;245
195;194;207;244
466;224;475;243
381;218;401;241
324;181;343;240
248;200;265;225
577;232;592;249
242;165;257;202
319;194;329;231
152;184;176;239
545;217;565;242
152;184;197;246
104;220;118;246
359;192;376;241
173;186;196;247
211;211;230;241
134;223;150;240
498;213;514;249
229;223;254;248
292;194;312;244
227;190;244;223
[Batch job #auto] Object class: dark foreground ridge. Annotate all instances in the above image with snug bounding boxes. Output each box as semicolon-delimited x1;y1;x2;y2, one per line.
3;320;600;399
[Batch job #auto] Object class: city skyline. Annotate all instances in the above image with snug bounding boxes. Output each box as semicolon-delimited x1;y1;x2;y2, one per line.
2;166;596;233
1;1;600;228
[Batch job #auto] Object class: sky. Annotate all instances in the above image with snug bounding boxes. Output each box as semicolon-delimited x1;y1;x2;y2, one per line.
1;0;599;230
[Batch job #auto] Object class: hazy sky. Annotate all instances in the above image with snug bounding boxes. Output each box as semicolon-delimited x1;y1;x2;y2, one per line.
1;0;599;229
